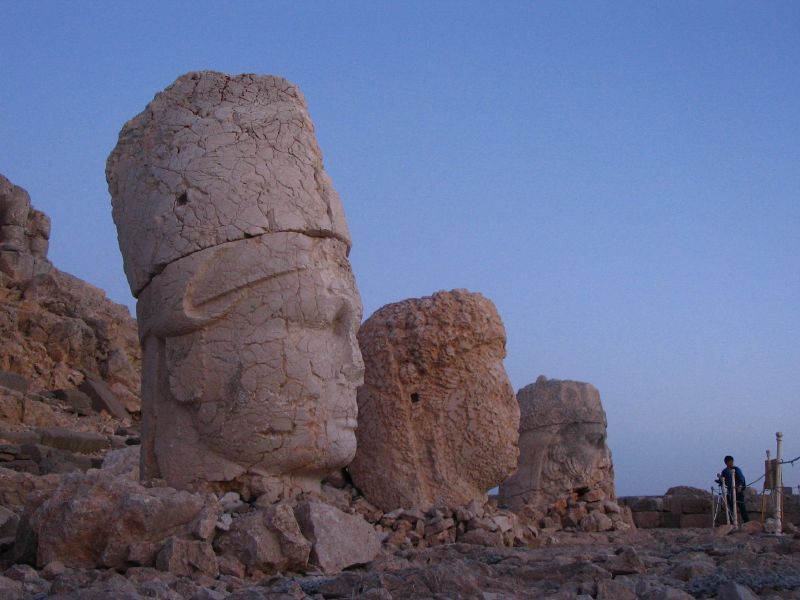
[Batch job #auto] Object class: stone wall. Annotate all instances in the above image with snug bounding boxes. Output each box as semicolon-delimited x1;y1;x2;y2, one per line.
620;486;800;528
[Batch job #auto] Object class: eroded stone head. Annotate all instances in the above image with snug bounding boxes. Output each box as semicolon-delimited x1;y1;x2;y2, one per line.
107;72;363;498
350;289;520;511
499;376;615;510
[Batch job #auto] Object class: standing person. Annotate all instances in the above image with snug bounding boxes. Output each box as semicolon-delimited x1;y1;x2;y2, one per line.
720;455;750;523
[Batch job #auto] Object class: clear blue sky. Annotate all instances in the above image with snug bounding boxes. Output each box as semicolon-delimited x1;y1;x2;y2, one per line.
2;1;798;496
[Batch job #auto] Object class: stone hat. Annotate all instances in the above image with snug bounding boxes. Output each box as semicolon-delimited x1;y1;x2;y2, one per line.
518;375;607;430
107;70;352;296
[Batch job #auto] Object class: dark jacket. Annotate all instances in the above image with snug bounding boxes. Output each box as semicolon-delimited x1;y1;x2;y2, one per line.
721;466;746;491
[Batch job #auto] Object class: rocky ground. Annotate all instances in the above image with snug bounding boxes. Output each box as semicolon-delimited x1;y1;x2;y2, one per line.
1;525;799;599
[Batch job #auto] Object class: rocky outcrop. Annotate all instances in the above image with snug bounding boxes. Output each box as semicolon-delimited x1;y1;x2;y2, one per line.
0;175;140;415
107;71;363;497
499;376;615;511
0;175;51;282
350;289;520;511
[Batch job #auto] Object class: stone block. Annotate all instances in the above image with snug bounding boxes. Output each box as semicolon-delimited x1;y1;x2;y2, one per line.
632;511;662;529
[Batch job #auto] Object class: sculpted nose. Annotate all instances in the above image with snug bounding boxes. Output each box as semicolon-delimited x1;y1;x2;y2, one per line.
337;299;365;383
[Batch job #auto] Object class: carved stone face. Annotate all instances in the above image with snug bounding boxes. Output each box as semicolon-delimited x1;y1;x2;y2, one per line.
499;376;615;509
137;234;363;494
107;72;364;498
540;422;612;494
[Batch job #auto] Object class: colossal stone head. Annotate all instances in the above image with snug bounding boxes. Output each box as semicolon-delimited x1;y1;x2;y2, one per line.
499;376;614;510
349;289;520;511
107;72;363;498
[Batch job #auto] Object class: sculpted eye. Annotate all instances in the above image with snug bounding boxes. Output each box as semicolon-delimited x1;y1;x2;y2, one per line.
332;303;352;337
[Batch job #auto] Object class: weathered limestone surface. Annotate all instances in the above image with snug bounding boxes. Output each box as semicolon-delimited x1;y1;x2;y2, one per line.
106;71;351;297
499;376;615;511
350;289;520;511
294;501;381;574
17;470;212;569
107;72;363;497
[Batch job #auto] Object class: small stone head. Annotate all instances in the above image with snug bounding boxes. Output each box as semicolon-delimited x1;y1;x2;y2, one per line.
500;376;615;509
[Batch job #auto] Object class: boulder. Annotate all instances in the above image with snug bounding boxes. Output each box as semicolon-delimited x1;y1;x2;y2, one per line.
155;536;219;578
215;502;311;576
19;470;212;568
77;373;129;421
0;371;30;395
99;445;139;478
294;501;380;574
350;289;519;511
52;388;93;416
0;466;61;513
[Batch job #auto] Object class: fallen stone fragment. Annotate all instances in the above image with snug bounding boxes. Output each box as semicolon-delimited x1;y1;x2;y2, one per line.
215;502;311;576
671;559;716;581
607;545;646;576
715;524;735;536
20;470;211;569
52;388;93;416
294;501;380;574
99;445;139;478
77;373;129;420
717;581;760;600
38;427;109;454
739;520;763;535
597;578;636;600
0;371;30;395
155;536;219;578
0;575;23;599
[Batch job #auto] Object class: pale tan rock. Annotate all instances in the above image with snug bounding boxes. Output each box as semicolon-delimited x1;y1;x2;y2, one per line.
499;376;615;511
155;537;219;578
0;467;61;513
214;503;311;576
22;470;213;568
294;501;381;574
106;71;351;296
350;289;519;511
108;72;363;497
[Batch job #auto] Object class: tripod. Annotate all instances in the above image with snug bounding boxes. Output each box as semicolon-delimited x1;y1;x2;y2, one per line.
711;479;733;527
